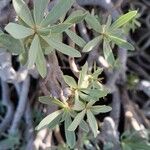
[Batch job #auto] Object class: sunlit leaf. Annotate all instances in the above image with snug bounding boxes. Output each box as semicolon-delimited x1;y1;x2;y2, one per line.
65;114;76;148
48;115;62;129
5;23;33;39
83;36;101;52
66;29;86;47
92;68;103;79
73;91;85;111
33;0;49;24
65;10;87;24
78;62;89;88
111;11;137;30
87;109;98;137
50;23;72;34
28;34;39;68
42;36;81;57
35;40;47;78
103;38;115;66
108;35;134;50
36;109;63;130
39;96;52;106
40;0;74;26
13;0;34;27
79;120;89;133
91;105;112;115
68;109;86;131
85;13;101;33
63;75;77;88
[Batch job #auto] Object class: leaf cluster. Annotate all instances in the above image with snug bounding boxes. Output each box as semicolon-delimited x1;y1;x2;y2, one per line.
4;0;87;77
121;130;150;150
36;63;112;148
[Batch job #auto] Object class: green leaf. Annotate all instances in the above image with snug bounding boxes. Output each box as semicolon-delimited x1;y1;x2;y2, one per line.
35;40;47;78
13;0;34;27
66;29;86;47
42;36;81;57
40;0;74;26
108;35;134;50
36;109;63;130
73;91;85;111
92;68;103;79
91;105;112;115
78;62;89;88
63;75;77;88
48;113;62;129
81;88;108;100
28;34;39;68
65;114;76;148
79;120;89;133
103;38;115;66
85;13;101;33
65;10;87;24
33;0;49;24
39;96;65;108
82;36;101;52
111;11;137;30
50;23;72;34
87;109;98;137
51;99;66;108
39;96;53;106
44;46;54;54
68;109;86;131
105;15;112;30
5;23;33;39
0;33;24;54
19;51;28;65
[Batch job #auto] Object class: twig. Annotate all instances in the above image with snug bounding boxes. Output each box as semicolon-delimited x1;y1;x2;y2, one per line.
9;76;30;135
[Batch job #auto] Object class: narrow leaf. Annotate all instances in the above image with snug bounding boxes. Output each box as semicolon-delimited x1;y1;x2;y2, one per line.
63;75;77;88
65;114;76;148
42;36;81;57
50;23;72;34
73;91;85;111
85;13;101;33
103;38;115;66
35;40;47;78
5;23;33;39
36;109;62;130
108;35;134;50
40;0;74;26
66;29;86;47
79;120;89;133
91;105;112;115
111;11;137;29
39;96;65;108
83;36;101;52
28;34;39;68
48;114;62;129
65;10;87;24
13;0;34;27
87;109;98;137
39;96;52;106
78;62;89;88
68;109;86;131
34;0;49;24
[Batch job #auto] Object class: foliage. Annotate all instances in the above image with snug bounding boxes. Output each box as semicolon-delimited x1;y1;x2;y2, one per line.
4;0;87;77
121;130;150;150
36;63;111;148
0;0;139;149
